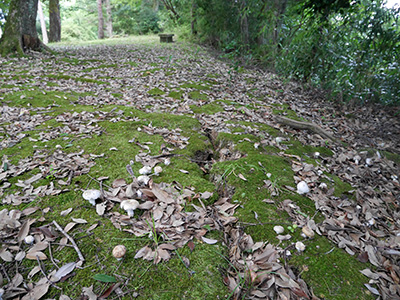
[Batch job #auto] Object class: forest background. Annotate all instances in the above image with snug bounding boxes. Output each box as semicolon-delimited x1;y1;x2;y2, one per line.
0;0;400;105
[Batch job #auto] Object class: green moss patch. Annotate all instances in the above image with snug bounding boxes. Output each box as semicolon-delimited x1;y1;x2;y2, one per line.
148;87;166;96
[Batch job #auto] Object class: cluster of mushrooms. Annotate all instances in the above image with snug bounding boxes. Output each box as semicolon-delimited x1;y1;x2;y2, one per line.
82;165;164;262
82;165;162;217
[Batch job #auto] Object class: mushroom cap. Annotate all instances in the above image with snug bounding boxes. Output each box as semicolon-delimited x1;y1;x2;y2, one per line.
82;189;101;201
296;181;310;195
137;175;150;185
24;235;35;244
139;166;152;175
154;166;163;174
112;245;126;259
295;241;306;252
120;199;140;210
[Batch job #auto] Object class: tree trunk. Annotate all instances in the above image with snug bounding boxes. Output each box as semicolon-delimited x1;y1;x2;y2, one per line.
49;0;61;42
38;1;48;44
241;0;249;50
105;0;112;38
0;0;47;56
191;0;197;36
153;0;159;12
97;0;104;39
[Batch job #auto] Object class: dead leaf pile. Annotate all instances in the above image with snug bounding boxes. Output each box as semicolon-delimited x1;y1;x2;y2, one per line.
288;151;400;298
87;162;317;299
1;148;97;206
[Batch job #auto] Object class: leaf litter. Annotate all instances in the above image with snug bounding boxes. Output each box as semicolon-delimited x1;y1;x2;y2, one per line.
0;39;399;299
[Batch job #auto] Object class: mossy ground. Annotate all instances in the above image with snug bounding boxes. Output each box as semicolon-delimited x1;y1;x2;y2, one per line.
0;35;375;299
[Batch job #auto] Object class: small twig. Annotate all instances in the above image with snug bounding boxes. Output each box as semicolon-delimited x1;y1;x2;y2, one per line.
52;220;85;263
35;255;62;290
86;174;112;190
0;263;11;282
48;242;60;269
36;255;48;278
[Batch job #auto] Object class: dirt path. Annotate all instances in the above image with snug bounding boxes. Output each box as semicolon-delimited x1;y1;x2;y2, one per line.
0;36;399;300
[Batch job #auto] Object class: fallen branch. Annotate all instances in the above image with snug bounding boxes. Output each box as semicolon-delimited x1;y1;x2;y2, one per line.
52;221;85;263
274;115;341;144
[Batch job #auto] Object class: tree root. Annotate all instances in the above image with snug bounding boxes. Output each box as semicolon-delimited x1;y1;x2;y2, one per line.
274;115;341;144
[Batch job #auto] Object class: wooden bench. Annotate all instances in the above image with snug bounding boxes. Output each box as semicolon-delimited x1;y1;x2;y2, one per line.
159;34;174;43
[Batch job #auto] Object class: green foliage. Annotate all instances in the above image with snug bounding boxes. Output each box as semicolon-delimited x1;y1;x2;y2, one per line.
172;0;400;106
93;274;117;283
276;0;400;105
59;0;98;41
112;0;160;35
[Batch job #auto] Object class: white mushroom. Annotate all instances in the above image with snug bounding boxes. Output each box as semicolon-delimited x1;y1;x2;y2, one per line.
319;182;328;190
296;181;310;195
83;189;101;206
154;166;163;175
139;166;152;175
273;225;285;234
295;241;306;252
137;175;150;186
120;199;139;217
24;235;35;245
112;245;126;261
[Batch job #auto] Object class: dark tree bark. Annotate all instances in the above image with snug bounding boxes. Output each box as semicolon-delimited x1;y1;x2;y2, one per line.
0;0;48;56
49;0;61;42
240;0;249;50
160;0;180;21
97;0;104;39
191;0;197;36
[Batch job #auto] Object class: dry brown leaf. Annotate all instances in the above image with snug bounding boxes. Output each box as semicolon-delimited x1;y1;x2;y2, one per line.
96;203;106;216
72;218;87;224
60;208;73;216
152;184;175;204
0;249;14;262
21;283;50;300
187;240;195;252
64;222;76;233
26;251;47;260
15;251;26;261
201;237;218;244
134;246;152;259
28;266;41;279
238;173;247;181
82;285;97;300
17;219;32;243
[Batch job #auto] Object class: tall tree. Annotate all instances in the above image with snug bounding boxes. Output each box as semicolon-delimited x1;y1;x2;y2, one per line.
49;0;61;42
0;0;48;56
97;0;104;39
105;0;112;37
38;0;48;44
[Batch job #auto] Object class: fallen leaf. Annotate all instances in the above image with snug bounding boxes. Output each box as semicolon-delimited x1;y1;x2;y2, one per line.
201;237;218;244
72;218;87;224
82;285;97;300
21;283;49;300
238;173;247;181
0;250;13;262
93;274;117;283
187;240;195;252
96;203;106;216
60;208;73;216
26;251;47;260
53;262;77;282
